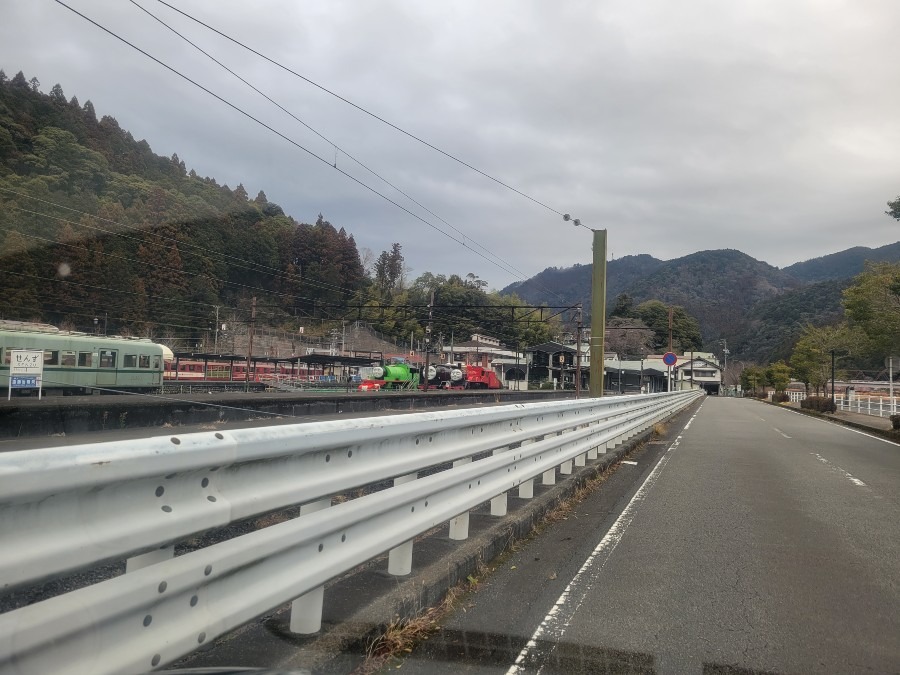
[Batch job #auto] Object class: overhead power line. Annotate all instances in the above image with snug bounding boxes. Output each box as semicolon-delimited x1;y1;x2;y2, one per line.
129;0;552;299
54;0;559;298
153;0;567;219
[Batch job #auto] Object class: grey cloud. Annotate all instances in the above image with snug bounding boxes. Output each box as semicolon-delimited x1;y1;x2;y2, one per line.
2;0;899;289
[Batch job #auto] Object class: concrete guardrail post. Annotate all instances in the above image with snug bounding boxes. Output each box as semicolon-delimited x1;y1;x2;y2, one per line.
388;473;418;576
448;458;471;540
289;497;332;634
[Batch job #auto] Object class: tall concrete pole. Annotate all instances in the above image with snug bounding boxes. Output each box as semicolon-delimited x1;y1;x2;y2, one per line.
589;229;607;397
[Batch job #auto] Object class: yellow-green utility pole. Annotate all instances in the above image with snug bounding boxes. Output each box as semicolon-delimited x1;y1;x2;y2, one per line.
589;228;607;397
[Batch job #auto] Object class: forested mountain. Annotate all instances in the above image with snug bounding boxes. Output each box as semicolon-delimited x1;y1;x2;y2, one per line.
781;242;900;283
0;70;555;351
503;255;665;311
501;245;900;361
0;70;366;339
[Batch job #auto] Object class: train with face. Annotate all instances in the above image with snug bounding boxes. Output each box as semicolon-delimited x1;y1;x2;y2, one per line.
357;362;501;391
0;320;172;395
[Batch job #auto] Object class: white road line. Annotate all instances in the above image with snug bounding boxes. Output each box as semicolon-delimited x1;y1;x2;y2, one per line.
780;407;899;446
506;407;701;675
772;427;791;439
621;460;637;465
811;452;867;487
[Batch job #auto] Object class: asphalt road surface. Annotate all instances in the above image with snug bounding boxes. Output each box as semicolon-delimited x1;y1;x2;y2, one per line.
400;397;900;674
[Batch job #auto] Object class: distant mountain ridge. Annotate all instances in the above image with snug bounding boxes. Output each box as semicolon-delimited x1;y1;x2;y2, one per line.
500;242;900;362
781;242;900;283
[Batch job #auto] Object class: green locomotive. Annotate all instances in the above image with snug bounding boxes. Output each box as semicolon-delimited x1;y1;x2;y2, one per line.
0;321;172;395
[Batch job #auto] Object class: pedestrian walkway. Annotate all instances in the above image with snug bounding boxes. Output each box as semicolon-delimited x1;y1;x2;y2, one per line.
784;401;894;432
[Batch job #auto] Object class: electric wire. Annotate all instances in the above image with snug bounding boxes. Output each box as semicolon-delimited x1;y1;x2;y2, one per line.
153;0;567;219
1;187;334;296
53;0;551;296
128;0;555;299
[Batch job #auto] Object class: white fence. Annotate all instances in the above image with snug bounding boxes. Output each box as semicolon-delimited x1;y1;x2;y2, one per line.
788;390;898;418
0;391;701;674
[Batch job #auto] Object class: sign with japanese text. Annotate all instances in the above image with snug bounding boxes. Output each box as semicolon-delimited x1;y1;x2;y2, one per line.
9;349;44;400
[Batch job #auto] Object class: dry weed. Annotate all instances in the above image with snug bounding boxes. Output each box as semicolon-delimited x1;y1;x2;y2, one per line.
354;580;467;674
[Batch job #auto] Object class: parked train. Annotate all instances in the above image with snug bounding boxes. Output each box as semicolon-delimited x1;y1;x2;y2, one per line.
357;362;501;391
164;359;324;382
0;321;172;395
356;363;421;391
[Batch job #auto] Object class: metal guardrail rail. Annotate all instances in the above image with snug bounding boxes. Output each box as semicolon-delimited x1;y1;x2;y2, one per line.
0;390;701;674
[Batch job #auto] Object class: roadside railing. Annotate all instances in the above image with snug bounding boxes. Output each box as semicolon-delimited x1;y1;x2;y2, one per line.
789;390;898;418
0;390;701;674
835;394;898;418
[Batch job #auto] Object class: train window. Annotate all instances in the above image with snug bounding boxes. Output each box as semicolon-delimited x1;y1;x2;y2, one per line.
123;354;137;368
61;351;76;367
44;350;59;365
1;349;8;365
78;352;92;367
139;355;150;368
99;350;116;368
153;356;161;369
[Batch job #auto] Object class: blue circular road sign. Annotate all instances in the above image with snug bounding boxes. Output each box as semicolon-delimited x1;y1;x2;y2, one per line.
663;352;677;366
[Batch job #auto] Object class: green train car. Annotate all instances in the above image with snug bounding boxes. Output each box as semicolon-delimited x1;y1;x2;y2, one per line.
0;321;173;395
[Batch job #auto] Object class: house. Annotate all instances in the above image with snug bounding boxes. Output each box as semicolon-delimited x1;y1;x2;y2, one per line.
672;353;722;394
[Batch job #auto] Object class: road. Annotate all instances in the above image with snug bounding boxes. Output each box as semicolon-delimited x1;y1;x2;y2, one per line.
400;397;900;674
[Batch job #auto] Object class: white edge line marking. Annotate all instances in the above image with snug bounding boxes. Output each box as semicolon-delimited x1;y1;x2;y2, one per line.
505;405;702;675
811;452;867;487
621;460;637;465
781;406;898;446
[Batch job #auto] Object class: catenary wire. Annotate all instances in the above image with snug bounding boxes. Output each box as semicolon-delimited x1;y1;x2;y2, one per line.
153;0;567;219
53;0;552;295
128;0;558;300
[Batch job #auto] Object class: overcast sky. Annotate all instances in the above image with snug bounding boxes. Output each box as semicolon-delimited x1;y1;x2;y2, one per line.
3;0;899;290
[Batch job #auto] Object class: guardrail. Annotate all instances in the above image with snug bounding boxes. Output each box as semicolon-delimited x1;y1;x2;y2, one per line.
0;390;701;674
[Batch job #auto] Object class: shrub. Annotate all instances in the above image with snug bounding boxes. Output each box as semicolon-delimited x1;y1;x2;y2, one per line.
772;393;790;403
800;396;836;413
890;414;900;431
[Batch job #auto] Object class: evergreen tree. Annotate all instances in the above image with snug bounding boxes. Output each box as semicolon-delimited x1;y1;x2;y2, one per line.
50;83;66;103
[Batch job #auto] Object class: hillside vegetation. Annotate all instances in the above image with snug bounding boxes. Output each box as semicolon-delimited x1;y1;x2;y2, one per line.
0;70;554;350
501;244;900;362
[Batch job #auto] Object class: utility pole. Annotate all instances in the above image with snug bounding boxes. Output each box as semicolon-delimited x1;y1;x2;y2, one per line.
720;339;729;396
589;229;607;397
423;290;434;392
575;304;583;399
564;214;605;397
213;305;220;353
668;306;674;353
831;349;836;410
246;296;256;393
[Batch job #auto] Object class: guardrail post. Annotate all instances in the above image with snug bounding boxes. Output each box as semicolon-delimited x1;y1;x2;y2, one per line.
518;478;534;498
560;459;573;475
489;449;508;516
125;545;174;573
449;458;471;540
388;473;418;575
289;498;331;634
575;453;586;467
542;468;556;485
